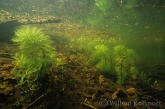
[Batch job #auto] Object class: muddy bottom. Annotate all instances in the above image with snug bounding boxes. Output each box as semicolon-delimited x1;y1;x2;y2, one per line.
0;42;165;109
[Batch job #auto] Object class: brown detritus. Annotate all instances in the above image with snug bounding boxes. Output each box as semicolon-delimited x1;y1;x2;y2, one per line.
111;88;127;100
0;63;13;71
0;71;15;80
126;87;136;96
99;75;104;85
0;64;16;96
91;90;102;101
81;98;98;109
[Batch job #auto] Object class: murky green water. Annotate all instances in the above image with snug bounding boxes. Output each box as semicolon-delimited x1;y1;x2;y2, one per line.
0;0;165;108
1;0;164;64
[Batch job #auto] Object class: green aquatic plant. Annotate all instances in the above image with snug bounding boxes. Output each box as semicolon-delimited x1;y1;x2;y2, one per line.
113;45;139;85
93;44;113;72
130;66;139;79
115;66;127;85
138;71;152;87
153;80;159;86
92;44;114;73
92;44;139;85
113;45;127;85
11;26;56;86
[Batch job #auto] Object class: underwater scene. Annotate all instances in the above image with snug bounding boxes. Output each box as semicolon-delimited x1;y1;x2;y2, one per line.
0;0;165;108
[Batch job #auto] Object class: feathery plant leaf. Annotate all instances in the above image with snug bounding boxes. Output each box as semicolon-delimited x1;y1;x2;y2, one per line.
12;26;57;87
113;45;139;85
92;44;114;73
92;44;139;85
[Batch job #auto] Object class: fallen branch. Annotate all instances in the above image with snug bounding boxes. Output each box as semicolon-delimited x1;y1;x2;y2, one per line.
22;92;46;109
22;83;53;109
81;98;98;109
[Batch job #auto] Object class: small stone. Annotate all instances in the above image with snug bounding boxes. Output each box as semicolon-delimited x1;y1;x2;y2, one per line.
126;87;136;96
99;75;104;85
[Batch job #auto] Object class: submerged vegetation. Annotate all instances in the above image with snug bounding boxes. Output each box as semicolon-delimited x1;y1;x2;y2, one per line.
92;44;113;73
0;0;164;108
11;26;57;87
92;44;139;85
138;71;152;87
69;36;139;85
113;45;139;85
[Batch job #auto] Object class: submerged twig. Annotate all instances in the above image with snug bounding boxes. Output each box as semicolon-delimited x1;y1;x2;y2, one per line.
22;83;53;109
81;98;98;109
23;93;45;109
